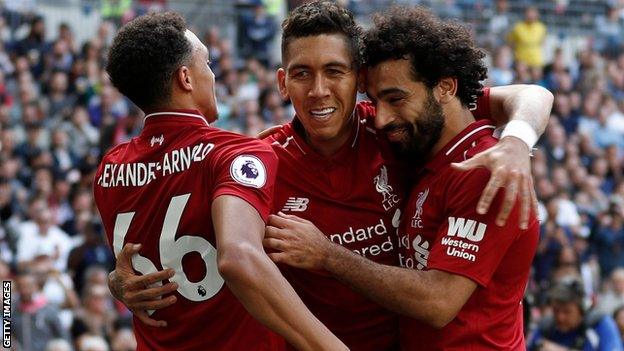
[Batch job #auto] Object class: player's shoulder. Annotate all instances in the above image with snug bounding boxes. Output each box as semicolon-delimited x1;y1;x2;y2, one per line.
442;137;498;191
98;140;133;167
261;123;293;145
209;127;276;158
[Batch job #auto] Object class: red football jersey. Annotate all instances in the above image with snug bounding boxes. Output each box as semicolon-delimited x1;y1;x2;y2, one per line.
398;119;539;350
265;102;404;351
93;110;281;351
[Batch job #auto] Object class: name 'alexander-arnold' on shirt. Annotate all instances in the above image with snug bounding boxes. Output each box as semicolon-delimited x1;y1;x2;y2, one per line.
97;142;215;188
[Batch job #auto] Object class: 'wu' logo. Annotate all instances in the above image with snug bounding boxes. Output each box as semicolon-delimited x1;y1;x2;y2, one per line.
447;217;487;242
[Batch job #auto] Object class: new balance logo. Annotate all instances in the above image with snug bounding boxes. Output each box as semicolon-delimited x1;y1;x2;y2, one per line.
447;217;487;242
281;197;309;212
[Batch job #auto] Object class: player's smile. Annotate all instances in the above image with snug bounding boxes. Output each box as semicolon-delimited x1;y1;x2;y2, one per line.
309;107;337;121
383;125;410;142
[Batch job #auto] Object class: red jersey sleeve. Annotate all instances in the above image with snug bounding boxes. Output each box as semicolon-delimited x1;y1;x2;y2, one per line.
211;140;278;222
473;87;491;120
426;166;523;287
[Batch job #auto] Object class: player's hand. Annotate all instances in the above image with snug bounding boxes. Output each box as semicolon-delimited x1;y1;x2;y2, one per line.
451;136;537;230
109;243;178;327
256;125;282;139
263;212;332;270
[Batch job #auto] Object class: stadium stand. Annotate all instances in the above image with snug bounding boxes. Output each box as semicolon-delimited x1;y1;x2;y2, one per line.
1;0;624;349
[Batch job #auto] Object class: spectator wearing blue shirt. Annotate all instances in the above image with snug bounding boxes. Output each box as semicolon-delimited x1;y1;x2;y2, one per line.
529;279;624;351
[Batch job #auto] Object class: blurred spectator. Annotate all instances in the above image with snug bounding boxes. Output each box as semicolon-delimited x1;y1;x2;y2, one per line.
507;6;547;69
529;279;623;350
101;0;133;27
487;0;511;47
593;204;624;277
488;45;515;86
14;15;49;78
77;334;110;351
16;197;72;272
595;5;624;57
67;223;115;295
71;283;117;341
110;328;137;351
61;105;99;160
598;269;624;315
45;339;72;351
240;1;277;66
12;271;70;351
615;307;624;339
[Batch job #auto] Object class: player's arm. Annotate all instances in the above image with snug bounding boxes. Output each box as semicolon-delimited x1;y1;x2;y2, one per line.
213;195;347;351
487;84;552;137
266;167;530;329
454;84;553;229
265;213;475;328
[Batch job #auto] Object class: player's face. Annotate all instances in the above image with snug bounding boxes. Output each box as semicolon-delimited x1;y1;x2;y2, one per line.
366;59;445;164
552;302;584;332
278;34;358;148
185;30;218;122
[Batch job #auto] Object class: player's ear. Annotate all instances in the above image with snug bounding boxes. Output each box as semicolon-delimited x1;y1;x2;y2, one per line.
277;68;289;100
357;67;367;94
434;77;457;104
176;65;193;92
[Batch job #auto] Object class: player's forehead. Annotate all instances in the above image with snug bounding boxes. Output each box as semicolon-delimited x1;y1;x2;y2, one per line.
366;59;414;97
185;29;208;58
284;33;352;69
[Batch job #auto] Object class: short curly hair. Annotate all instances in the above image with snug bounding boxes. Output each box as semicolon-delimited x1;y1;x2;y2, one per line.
281;0;362;67
364;7;487;107
106;12;192;110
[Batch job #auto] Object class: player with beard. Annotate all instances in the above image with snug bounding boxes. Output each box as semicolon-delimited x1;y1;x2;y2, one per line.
263;6;541;350
105;2;551;350
94;12;346;351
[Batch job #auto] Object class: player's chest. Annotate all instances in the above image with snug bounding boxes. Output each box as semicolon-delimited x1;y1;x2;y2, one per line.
274;158;404;262
274;148;405;215
396;176;445;270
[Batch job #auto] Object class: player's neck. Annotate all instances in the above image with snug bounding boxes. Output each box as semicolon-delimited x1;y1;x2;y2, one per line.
305;116;355;158
147;96;211;121
430;106;475;156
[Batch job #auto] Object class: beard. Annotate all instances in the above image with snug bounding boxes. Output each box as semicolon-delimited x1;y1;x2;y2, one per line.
384;91;445;167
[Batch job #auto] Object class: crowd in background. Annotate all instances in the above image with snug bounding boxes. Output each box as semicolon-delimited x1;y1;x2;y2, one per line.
0;0;624;350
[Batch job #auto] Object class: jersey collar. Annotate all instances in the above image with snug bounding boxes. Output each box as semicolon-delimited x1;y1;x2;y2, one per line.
143;109;209;127
424;119;496;173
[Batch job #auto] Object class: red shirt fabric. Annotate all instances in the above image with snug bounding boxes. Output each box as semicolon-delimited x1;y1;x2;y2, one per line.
265;101;404;351
398;119;539;350
94;109;281;351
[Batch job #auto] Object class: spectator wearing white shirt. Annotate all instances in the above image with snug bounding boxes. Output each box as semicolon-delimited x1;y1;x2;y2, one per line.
16;197;72;272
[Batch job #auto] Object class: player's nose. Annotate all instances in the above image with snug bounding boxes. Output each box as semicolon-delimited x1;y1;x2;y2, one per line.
308;74;330;98
374;103;395;130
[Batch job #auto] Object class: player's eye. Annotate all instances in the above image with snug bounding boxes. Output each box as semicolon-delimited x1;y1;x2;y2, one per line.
206;60;212;66
293;71;309;79
388;97;404;105
327;68;344;76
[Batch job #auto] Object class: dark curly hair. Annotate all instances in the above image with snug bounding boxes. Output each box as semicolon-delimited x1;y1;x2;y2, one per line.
106;12;192;110
364;7;487;107
281;0;362;67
